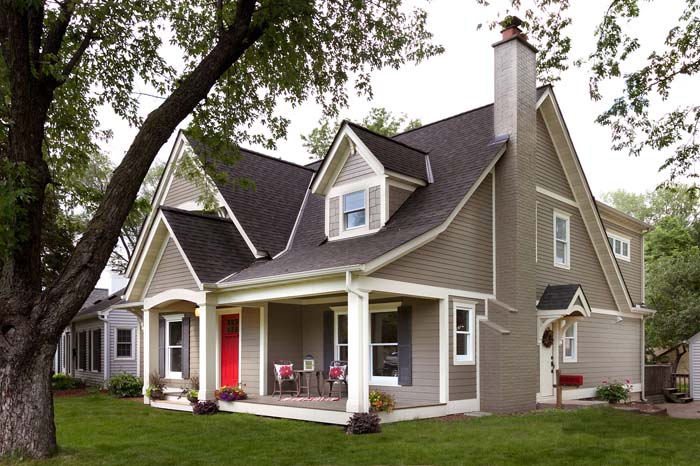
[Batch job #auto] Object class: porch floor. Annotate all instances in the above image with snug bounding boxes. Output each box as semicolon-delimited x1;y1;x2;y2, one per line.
238;395;442;412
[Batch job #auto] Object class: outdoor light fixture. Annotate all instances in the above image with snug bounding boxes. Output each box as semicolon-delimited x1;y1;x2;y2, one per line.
194;307;200;318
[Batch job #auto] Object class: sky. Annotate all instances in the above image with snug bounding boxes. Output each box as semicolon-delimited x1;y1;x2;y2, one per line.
95;0;691;286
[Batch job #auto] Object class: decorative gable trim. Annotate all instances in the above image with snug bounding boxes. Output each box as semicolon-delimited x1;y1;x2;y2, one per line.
537;88;634;312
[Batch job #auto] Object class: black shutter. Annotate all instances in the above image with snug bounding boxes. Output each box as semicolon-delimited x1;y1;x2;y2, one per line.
95;329;102;372
323;310;334;372
158;318;165;377
398;305;412;386
182;315;190;379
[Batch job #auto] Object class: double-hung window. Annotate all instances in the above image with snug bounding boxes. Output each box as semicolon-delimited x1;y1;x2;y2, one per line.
164;316;183;379
77;331;87;371
370;310;399;384
343;191;366;230
453;302;475;364
89;329;101;372
563;323;577;362
115;328;134;359
335;313;348;361
554;212;570;269
607;234;630;261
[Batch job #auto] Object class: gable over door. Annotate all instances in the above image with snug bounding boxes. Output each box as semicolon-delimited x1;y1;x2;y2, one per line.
146;238;199;298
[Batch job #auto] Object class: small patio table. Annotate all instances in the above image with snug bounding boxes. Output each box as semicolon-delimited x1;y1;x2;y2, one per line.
294;369;324;397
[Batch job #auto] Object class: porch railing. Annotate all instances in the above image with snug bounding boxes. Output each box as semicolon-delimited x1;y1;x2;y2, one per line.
671;373;690;395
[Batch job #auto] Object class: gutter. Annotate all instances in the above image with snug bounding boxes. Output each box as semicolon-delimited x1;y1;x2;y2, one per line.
205;264;364;291
97;311;110;387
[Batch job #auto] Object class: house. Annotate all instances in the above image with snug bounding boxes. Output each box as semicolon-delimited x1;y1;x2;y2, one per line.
123;20;654;423
690;332;700;401
55;282;142;387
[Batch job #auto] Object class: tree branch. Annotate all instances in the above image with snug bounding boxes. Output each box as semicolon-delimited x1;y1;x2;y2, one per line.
60;27;94;79
41;1;74;62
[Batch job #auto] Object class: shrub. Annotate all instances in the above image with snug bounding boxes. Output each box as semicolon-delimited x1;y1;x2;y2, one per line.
596;380;633;403
345;412;381;434
51;374;83;390
369;390;395;413
146;371;166;400
193;400;219;415
107;374;143;398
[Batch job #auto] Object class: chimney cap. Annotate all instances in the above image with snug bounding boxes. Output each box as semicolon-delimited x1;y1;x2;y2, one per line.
493;15;538;53
500;15;524;31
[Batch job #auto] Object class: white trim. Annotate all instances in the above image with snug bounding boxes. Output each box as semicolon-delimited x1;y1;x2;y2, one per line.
562;322;577;363
125;211;169;300
553;210;571;270
590;307;644;319
143;289;206;310
259;303;268;396
113;327;136;360
536;185;578;208
383;169;427;187
606;230;631;262
439;299;449;404
163;314;184;380
452;301;475;365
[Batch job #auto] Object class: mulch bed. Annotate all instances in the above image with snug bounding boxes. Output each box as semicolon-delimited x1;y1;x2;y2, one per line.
612;402;668;416
53;388;109;397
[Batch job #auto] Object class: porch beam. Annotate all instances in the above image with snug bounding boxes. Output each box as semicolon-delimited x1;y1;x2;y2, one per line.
142;308;159;403
215;276;347;306
346;291;370;413
198;296;218;401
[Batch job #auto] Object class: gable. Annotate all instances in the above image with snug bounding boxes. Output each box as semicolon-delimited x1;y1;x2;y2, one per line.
335;150;375;185
145;238;199;298
163;171;203;208
370;173;493;293
536;112;574;199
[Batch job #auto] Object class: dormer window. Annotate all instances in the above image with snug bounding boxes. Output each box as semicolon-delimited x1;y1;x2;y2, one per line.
343;191;366;230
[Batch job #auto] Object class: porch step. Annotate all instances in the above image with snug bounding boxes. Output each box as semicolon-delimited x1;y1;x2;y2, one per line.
663;388;694;404
150;399;193;412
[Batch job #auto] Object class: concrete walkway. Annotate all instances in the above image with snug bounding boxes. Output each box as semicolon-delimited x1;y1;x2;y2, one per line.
661;401;700;419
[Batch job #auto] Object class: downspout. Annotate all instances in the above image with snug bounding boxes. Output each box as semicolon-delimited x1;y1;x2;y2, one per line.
641;314;647;401
98;311;110;387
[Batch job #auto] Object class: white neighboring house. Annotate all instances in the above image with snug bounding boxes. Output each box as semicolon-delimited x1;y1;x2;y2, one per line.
690;332;700;401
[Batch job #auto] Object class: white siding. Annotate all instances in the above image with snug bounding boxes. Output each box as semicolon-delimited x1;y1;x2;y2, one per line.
691;335;700;400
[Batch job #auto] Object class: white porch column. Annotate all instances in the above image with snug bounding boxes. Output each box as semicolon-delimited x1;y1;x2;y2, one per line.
346;290;370;413
143;308;159;403
259;303;268;396
439;298;449;404
198;297;218;401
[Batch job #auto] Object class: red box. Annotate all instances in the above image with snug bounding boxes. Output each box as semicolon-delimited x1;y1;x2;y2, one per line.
559;374;583;386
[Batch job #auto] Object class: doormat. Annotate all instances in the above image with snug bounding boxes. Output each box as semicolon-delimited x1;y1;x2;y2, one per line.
280;396;341;402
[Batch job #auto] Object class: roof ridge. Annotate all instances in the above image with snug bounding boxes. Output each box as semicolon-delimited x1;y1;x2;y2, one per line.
160;206;233;223
345;120;428;154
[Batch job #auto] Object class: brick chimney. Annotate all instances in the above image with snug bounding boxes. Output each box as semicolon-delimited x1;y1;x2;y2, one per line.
481;16;538;413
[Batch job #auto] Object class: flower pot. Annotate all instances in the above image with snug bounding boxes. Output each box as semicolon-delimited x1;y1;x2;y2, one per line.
187;394;199;404
150;389;165;400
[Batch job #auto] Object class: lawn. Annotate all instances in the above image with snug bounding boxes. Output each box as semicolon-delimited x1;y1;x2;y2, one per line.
3;395;700;465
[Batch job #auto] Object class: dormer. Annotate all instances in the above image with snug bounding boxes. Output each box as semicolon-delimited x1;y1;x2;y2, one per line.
311;121;431;240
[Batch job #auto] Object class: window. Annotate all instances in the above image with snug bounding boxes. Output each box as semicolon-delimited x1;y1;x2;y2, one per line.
90;329;101;372
78;331;87;371
563;323;577;362
453;303;475;364
335;313;348;361
165;316;183;379
115;328;134;359
608;234;630;261
554;212;570;268
343;191;366;230
370;311;398;383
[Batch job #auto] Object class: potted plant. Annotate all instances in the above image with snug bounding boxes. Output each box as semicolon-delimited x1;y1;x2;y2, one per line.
186;389;199;404
146;371;166;401
369;390;395;413
179;376;199;404
214;385;248;402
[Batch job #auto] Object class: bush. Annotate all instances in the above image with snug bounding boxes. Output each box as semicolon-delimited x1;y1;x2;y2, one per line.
369;390;395;413
345;412;381;434
193;400;219;415
52;374;83;390
596;380;633;403
107;374;143;398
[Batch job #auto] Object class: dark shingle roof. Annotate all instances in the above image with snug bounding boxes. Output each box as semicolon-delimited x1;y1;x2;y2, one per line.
346;122;428;181
161;206;256;283
78;288;125;316
537;284;583;310
305;160;323;172
80;288;108;310
185;138;314;257
222;102;506;283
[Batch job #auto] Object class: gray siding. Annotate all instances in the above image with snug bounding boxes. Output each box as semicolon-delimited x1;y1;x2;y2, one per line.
389;185;412;218
371;174;493;294
328;197;340;238
145;239;199;297
108;309;139;378
368;185;381;229
266;303;303;394
560;314;642;388
335;151;374;185
241;307;260;395
537;194;618;310
161;311;198;389
73;319;105;386
163;173;201;207
536;113;574;199
447;299;483;401
602;219;644;305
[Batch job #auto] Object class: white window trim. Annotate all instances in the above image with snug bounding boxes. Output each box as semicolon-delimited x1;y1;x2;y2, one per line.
607;231;631;262
453;302;475;365
563;323;577;363
334;311;348;362
553;210;571;270
343;190;367;231
326;174;385;241
163;314;184;379
114;327;136;360
89;329;101;373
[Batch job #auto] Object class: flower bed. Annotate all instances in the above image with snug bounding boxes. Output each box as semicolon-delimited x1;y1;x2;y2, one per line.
215;385;248;402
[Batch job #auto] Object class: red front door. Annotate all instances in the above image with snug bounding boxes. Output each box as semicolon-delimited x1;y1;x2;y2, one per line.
221;314;239;387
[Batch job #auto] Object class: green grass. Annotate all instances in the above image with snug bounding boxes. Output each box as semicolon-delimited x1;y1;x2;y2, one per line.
4;394;700;465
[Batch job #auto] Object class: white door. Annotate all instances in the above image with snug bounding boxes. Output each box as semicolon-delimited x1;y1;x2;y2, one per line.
539;325;554;397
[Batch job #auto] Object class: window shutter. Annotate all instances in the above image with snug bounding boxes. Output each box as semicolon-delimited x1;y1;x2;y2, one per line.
323;310;334;371
182;316;190;379
95;329;102;372
398;305;412;386
158;318;165;378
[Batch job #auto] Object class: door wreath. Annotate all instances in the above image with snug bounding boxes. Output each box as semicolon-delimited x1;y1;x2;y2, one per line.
541;328;554;348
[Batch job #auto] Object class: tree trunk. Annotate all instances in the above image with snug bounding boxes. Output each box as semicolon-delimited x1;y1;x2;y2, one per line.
0;343;57;458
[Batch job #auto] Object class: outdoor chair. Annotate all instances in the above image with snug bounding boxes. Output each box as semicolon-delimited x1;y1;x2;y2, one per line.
272;360;299;399
324;360;348;398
